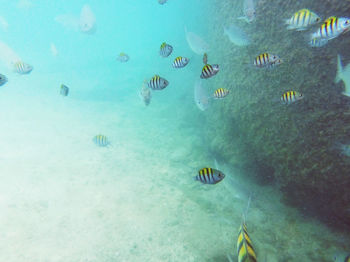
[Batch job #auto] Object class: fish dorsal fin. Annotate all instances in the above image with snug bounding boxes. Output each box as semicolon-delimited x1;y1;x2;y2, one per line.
297;8;310;13
160;42;166;49
324;16;337;24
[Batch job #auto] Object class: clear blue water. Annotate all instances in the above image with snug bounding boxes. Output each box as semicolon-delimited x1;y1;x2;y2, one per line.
0;0;349;261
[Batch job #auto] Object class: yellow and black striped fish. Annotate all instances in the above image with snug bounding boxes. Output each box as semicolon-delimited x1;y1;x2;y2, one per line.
311;16;350;40
237;221;257;262
194;167;225;184
254;53;280;68
147;75;169;90
280;91;303;104
285;9;321;31
213;88;229;99
172;56;189;68
159;42;173;57
200;64;219;79
13;61;33;74
60;84;69;97
93;135;110;147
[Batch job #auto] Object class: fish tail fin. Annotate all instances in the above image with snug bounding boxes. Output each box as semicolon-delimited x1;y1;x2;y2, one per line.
336;54;343;83
242;194;252;223
193;176;198;181
226;253;235;262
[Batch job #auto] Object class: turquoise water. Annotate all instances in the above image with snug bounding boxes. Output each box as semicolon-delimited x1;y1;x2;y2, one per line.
0;0;349;261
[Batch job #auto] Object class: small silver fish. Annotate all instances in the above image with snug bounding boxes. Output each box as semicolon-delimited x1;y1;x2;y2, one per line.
60;84;69;97
309;38;328;48
160;42;173;57
203;53;208;64
172;56;189;68
200;64;219;79
116;52;129;62
148;75;169;90
140;81;152;106
237;0;255;23
194;167;225;184
93;135;110;147
158;0;167;4
13;61;33;74
0;73;7;86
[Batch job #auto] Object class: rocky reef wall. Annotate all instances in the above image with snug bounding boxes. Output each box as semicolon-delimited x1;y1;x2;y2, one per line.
205;0;350;230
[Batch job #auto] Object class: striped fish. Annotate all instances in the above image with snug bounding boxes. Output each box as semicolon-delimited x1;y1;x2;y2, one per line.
213;88;229;99
311;16;350;40
60;84;69;97
309;37;328;47
280;91;303;104
254;53;280;68
200;64;219;79
194;167;225;184
286;9;321;31
93;135;110;147
172;56;189;68
13;61;33;74
237;221;257;262
147;75;169;90
160;42;173;57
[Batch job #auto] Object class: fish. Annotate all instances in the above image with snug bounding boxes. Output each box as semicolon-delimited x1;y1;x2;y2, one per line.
237;0;255;23
50;43;58;56
311;16;350;41
13;61;33;74
203;53;208;64
200;64;219;79
237;207;257;262
159;42;173;57
308;38;328;47
147;75;169;90
194;79;210;111
335;54;350;97
116;52;129;62
194;167;225;184
285;9;321;31
185;26;209;55
158;0;167;4
223;24;250;46
79;4;96;34
0;74;8;86
60;84;69;97
253;53;281;68
213;88;229;99
93;135;110;147
0;16;8;32
280;91;304;104
172;56;189;68
139;81;152;106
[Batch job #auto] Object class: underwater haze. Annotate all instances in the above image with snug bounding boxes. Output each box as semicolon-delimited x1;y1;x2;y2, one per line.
0;0;349;261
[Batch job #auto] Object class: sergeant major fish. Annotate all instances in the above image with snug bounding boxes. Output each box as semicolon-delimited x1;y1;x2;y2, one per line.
0;73;7;86
13;61;33;74
148;75;169;90
281;91;304;104
60;84;69;96
285;9;321;31
213;88;230;99
160;42;173;57
194;167;225;184
116;52;129;62
200;64;219;79
311;16;350;41
93;134;110;147
172;56;189;68
254;53;282;68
